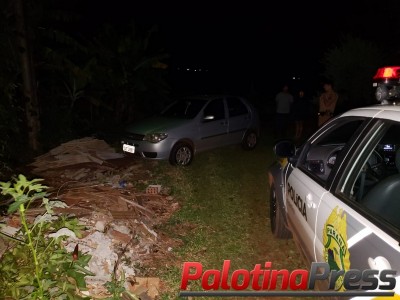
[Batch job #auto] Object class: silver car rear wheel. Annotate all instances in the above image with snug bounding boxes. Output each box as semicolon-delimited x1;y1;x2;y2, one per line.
169;142;193;166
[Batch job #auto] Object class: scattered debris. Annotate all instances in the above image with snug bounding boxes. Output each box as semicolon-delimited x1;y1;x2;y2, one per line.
0;225;19;237
129;277;160;299
48;227;77;239
0;137;181;299
28;137;124;180
146;185;162;195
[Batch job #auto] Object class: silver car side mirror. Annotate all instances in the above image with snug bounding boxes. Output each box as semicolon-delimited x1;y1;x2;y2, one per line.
203;115;215;121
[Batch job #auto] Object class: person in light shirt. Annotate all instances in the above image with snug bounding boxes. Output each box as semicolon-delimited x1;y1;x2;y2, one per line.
275;84;293;138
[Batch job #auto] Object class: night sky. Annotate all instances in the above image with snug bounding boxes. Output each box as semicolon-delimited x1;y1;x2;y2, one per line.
75;0;400;97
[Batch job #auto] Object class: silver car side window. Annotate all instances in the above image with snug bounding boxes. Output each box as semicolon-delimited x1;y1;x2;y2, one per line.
203;99;225;121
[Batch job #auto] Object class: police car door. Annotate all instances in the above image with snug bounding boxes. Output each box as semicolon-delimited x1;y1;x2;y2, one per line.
288;118;368;265
315;118;400;296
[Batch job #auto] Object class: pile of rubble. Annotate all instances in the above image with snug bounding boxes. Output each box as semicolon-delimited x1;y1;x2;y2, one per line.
0;137;181;299
28;137;124;181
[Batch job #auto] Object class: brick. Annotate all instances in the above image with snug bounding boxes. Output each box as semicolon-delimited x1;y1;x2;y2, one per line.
146;185;161;195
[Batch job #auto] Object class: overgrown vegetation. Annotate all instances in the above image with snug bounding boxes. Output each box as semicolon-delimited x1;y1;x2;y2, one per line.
0;174;93;299
0;0;170;161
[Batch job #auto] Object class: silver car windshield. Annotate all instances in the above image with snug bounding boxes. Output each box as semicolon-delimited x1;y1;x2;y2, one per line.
161;99;208;119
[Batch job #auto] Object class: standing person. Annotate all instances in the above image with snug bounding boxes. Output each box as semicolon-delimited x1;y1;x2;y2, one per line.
275;84;293;138
292;89;310;141
318;81;338;127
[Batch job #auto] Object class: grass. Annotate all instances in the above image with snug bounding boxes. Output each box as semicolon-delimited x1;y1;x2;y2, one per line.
152;131;310;300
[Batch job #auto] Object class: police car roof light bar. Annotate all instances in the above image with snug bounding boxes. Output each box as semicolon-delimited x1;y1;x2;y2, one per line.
373;66;400;104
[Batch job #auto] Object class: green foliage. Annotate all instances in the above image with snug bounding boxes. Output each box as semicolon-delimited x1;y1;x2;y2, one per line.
103;250;139;300
322;35;384;108
0;174;93;299
104;271;140;300
0;175;48;214
37;19;170;148
0;0;170;156
104;271;127;300
55;215;86;239
87;22;170;124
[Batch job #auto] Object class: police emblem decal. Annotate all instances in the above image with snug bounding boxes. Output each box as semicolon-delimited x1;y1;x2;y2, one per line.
323;206;350;291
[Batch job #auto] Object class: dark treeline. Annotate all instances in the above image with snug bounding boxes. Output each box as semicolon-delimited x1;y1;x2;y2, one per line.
0;0;170;168
1;0;400;172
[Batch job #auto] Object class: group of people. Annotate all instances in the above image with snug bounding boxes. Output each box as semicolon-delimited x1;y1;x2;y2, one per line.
274;82;339;141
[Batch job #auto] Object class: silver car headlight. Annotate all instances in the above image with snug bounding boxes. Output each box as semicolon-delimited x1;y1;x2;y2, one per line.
143;133;168;143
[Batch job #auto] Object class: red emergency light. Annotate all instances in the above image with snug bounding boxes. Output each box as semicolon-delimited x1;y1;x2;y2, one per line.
373;66;400;80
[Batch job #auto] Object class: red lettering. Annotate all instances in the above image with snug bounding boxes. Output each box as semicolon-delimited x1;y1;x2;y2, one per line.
221;260;231;289
180;260;312;292
231;269;250;290
270;269;290;290
262;262;272;289
250;264;264;290
289;269;309;290
201;269;221;290
180;262;203;290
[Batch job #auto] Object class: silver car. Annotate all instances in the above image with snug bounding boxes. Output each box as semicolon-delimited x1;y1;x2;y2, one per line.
121;95;260;166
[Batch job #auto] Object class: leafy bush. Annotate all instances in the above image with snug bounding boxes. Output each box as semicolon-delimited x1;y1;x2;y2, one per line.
0;175;94;299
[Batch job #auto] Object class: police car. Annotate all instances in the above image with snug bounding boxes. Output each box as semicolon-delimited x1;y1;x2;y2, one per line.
268;67;400;297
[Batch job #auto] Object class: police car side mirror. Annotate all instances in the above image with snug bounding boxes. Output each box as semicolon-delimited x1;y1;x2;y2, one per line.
274;140;295;158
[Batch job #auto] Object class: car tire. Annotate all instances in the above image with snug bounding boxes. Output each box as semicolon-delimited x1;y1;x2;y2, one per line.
241;130;258;150
169;142;193;166
270;184;291;238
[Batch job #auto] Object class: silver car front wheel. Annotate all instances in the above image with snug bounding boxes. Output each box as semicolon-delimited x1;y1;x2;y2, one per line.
169;142;193;166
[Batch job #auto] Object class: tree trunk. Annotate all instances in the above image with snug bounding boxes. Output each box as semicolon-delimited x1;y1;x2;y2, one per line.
15;0;40;152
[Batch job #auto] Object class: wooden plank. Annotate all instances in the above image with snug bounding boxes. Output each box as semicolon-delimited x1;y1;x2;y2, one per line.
110;210;136;219
118;196;155;216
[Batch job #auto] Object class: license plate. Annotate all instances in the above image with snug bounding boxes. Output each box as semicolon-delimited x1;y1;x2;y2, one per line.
123;144;135;153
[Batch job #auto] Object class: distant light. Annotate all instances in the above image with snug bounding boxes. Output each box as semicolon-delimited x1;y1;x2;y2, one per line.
293;77;296;80
194;69;197;72
199;69;202;72
187;68;190;71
